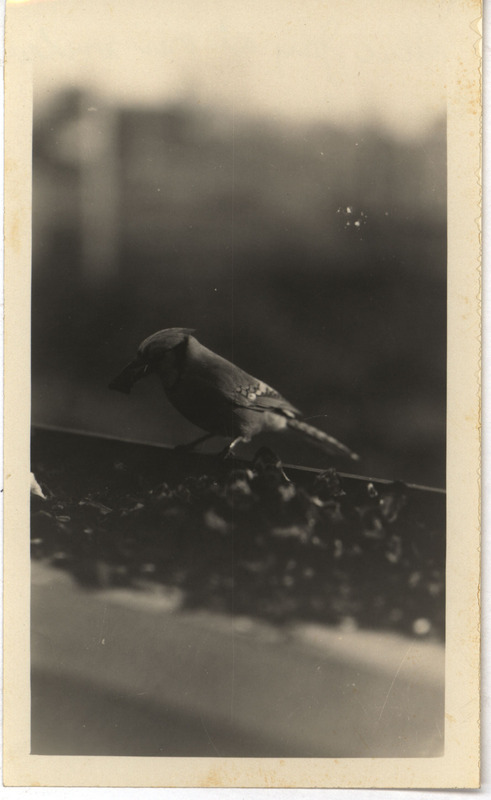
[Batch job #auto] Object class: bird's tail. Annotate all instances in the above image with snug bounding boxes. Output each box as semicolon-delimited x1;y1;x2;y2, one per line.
286;418;359;462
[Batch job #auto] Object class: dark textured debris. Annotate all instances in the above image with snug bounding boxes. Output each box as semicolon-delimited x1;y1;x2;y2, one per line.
30;447;445;638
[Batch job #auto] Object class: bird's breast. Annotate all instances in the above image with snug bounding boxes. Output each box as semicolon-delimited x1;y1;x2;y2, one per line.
164;372;239;437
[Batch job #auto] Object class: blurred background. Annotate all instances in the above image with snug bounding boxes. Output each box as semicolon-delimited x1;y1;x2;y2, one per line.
28;0;447;486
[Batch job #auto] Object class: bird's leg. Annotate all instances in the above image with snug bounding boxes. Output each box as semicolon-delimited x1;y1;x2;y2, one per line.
174;433;215;452
220;436;247;460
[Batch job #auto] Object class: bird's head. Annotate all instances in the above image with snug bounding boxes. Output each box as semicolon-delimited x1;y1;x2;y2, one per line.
109;327;195;393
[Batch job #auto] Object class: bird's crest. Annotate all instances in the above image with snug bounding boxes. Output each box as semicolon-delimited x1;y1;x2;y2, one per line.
138;327;196;358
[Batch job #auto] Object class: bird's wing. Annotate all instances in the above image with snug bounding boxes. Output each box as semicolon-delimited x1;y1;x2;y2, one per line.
184;347;301;418
231;378;301;418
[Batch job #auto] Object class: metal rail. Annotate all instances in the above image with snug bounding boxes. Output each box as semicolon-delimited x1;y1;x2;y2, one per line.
31;422;446;495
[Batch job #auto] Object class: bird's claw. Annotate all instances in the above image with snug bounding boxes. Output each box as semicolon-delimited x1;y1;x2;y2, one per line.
219;447;236;461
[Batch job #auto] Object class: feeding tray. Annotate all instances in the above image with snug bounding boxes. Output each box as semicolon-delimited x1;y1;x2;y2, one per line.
31;424;445;637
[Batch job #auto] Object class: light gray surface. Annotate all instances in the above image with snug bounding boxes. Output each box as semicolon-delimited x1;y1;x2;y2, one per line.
31;561;444;757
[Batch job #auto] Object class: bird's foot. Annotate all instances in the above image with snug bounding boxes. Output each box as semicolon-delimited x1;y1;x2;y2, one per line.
219;436;247;460
219;445;238;461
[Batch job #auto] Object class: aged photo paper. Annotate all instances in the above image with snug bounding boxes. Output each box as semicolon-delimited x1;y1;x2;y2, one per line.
3;0;481;789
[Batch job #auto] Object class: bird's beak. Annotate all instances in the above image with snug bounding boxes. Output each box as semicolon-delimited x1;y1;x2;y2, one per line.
109;359;149;394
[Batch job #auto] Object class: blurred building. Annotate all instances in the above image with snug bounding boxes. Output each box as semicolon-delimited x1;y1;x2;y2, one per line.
33;89;445;278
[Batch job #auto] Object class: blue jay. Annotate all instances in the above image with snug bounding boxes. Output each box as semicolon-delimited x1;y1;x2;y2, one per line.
109;328;359;461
